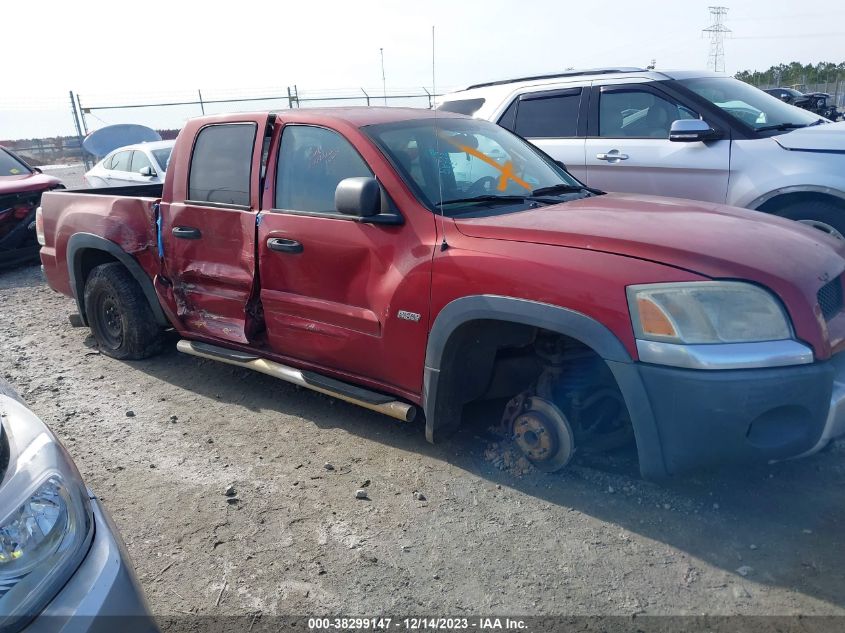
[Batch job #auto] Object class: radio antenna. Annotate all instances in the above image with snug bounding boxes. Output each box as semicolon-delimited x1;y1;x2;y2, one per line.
432;25;448;251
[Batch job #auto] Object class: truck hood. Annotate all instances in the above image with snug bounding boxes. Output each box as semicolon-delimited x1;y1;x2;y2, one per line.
0;172;62;197
774;120;845;152
454;193;845;291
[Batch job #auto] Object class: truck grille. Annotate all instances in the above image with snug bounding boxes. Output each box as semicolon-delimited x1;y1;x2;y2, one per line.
818;277;844;321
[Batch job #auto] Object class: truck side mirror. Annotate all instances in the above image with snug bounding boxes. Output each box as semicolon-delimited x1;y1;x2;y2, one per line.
139;166;155;177
335;177;381;217
669;119;718;142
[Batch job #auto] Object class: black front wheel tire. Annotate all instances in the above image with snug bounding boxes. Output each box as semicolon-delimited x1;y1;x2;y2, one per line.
776;200;845;241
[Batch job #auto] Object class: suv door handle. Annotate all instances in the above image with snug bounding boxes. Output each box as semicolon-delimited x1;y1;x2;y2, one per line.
172;226;202;239
596;150;629;162
267;237;303;254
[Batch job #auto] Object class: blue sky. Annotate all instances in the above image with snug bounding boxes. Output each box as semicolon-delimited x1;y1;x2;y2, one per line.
3;0;843;139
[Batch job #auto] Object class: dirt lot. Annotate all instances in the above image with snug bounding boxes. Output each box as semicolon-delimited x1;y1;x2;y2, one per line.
2;263;845;622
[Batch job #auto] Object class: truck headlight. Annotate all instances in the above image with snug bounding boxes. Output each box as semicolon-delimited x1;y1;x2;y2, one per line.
627;281;792;344
0;403;93;632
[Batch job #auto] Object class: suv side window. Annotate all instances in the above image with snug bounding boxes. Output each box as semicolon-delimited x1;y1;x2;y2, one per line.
599;89;698;138
130;150;152;173
275;125;373;213
188;123;257;207
512;88;582;138
110;150;131;172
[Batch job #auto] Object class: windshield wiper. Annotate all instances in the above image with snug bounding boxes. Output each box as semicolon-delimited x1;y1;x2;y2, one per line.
530;183;591;197
435;195;529;207
756;122;811;132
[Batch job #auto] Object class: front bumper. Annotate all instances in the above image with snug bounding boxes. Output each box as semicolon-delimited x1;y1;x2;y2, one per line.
21;495;158;633
609;353;845;477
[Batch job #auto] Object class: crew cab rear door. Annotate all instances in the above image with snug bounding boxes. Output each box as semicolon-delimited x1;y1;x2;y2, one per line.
584;82;730;203
256;121;437;394
159;117;266;344
498;87;588;181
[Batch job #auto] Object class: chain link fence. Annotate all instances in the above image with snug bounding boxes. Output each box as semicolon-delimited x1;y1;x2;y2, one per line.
2;85;444;169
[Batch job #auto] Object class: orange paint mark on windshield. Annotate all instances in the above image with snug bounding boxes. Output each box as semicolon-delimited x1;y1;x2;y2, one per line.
441;134;531;191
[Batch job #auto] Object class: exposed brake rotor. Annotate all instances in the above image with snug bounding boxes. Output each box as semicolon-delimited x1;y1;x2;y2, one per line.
509;396;574;472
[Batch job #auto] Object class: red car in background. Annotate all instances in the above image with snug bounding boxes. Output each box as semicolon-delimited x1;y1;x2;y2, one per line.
0;146;63;268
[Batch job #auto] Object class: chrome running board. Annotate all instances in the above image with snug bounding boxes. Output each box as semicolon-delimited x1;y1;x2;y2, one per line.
176;339;416;423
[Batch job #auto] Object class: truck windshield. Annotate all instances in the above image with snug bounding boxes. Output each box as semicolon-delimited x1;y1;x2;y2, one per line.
364;117;585;215
0;149;33;177
678;77;822;132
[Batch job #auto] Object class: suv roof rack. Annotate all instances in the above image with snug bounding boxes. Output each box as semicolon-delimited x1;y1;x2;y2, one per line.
465;67;647;90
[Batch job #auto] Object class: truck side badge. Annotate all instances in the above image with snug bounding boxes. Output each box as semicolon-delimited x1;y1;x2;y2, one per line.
397;310;421;322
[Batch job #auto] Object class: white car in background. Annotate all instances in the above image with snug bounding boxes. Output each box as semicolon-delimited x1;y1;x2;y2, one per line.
84;140;174;188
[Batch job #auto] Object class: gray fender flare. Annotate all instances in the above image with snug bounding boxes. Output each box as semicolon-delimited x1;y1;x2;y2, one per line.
422;295;668;479
67;233;169;328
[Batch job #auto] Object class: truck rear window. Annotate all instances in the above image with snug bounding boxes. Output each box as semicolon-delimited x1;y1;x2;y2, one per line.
188;123;256;207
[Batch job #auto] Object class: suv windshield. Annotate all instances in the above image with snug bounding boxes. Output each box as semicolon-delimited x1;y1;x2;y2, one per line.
365;117;585;215
0;149;33;177
152;147;173;171
678;77;822;131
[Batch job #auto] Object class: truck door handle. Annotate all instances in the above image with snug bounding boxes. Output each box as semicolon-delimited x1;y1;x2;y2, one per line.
172;226;202;239
596;150;629;162
267;237;303;254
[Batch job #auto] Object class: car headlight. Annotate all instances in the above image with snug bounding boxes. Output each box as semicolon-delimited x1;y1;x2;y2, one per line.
627;281;792;344
0;399;93;632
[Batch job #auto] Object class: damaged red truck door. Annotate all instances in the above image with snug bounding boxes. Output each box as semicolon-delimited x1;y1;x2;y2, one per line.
256;121;437;392
158;118;265;344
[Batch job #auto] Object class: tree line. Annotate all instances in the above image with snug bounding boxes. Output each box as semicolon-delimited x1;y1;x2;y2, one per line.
735;62;845;87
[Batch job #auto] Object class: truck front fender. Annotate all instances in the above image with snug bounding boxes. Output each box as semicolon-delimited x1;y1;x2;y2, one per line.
422;295;668;479
67;233;169;328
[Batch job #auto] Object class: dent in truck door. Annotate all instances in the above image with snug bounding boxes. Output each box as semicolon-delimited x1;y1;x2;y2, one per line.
256;123;437;394
159;121;261;343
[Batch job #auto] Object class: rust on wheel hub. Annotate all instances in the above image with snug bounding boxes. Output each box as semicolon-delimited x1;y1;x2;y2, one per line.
509;397;574;472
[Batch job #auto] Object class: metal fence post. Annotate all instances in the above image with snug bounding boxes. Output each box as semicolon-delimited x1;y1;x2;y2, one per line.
68;91;89;168
361;88;370;106
76;94;89;135
198;89;206;115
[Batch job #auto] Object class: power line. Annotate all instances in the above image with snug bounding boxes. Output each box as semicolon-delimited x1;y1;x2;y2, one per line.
703;6;731;73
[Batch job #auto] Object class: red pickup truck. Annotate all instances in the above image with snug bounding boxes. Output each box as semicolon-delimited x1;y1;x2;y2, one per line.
37;108;845;478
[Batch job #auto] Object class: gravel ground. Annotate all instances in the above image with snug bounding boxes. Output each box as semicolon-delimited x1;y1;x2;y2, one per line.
2;263;845;623
42;163;88;189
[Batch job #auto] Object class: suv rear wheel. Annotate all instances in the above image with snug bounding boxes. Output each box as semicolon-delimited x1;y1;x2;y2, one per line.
84;262;164;359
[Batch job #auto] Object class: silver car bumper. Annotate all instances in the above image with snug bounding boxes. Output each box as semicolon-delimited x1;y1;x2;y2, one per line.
797;351;845;458
21;495;157;633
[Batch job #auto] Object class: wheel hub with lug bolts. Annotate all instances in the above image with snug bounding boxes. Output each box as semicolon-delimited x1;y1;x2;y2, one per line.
510;396;575;472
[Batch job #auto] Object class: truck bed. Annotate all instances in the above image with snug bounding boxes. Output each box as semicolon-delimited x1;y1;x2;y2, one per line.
65;183;163;198
39;185;163;301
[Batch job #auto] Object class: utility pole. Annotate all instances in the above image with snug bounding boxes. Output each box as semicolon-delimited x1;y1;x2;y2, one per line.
702;6;731;73
380;48;387;106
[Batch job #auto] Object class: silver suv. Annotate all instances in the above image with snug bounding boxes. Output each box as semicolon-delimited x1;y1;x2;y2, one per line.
440;68;845;238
